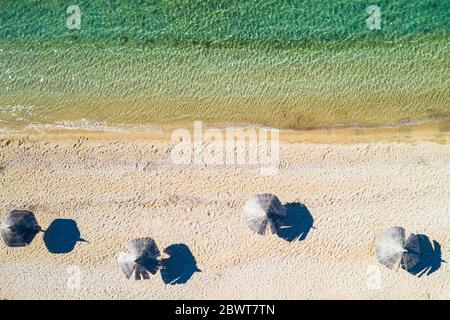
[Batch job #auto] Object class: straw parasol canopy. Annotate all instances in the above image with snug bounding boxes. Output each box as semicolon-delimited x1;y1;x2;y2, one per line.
1;210;41;247
242;193;286;235
376;226;421;271
117;237;160;280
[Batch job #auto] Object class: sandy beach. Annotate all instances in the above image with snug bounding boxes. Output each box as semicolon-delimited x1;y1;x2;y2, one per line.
0;125;449;300
1;0;449;302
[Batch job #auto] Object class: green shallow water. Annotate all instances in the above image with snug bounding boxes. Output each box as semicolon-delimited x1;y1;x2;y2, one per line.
0;0;449;130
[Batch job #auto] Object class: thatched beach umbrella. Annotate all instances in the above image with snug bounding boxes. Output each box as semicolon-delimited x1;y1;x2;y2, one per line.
242;193;286;235
117;237;160;280
376;226;420;271
1;210;41;247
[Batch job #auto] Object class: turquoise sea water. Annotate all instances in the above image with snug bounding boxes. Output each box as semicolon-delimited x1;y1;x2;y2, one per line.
0;0;449;130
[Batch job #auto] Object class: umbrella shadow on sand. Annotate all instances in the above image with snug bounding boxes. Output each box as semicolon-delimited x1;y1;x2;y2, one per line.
406;234;445;277
160;244;201;285
43;219;87;254
277;202;314;242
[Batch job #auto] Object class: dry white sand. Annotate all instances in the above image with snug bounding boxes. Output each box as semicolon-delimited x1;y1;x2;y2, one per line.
0;130;449;299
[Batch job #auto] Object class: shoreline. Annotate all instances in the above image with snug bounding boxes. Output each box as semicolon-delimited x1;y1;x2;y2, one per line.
1;118;449;144
1;0;448;301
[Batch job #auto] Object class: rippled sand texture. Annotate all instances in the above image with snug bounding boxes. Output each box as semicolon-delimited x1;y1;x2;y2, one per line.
0;1;449;129
0;133;449;299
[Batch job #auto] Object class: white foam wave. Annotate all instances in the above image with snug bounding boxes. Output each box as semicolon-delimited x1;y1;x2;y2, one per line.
26;118;163;134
